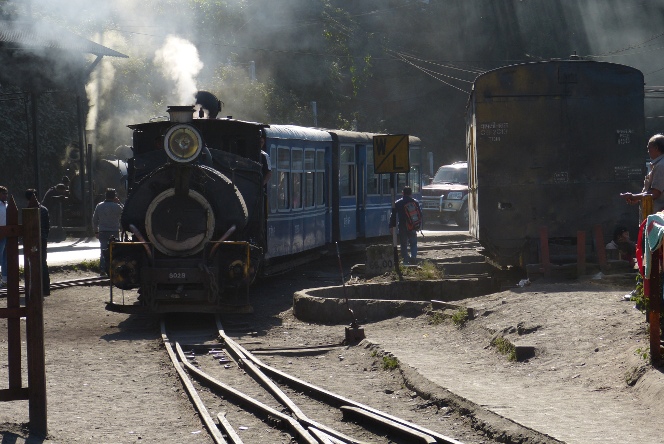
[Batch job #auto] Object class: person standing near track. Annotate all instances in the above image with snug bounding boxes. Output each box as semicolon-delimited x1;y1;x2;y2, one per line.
389;186;423;265
621;133;664;212
92;188;123;277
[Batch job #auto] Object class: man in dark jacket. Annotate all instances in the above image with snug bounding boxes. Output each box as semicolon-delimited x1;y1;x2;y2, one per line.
389;186;422;264
25;189;50;295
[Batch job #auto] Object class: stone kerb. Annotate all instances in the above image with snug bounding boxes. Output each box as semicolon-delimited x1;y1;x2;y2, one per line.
293;278;496;324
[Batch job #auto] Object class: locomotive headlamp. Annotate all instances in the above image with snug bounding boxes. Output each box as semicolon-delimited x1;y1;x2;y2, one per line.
164;124;203;163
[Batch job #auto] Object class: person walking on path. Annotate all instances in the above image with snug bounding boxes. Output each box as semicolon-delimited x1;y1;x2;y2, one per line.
389;186;423;264
25;189;50;295
92;188;123;276
0;186;7;287
622;133;664;212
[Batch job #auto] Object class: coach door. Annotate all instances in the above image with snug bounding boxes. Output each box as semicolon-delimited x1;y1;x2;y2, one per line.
356;144;366;238
338;144;357;241
363;146;392;237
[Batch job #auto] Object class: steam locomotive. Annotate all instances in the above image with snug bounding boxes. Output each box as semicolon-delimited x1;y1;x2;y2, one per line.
107;93;423;313
466;59;645;267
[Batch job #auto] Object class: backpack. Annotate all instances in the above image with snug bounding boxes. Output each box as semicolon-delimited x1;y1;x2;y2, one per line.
403;200;422;231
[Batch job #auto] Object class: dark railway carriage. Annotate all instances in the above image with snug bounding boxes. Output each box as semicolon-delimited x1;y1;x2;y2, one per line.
466;59;645;266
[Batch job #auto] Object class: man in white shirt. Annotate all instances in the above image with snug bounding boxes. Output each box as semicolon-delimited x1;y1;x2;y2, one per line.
622;134;664;212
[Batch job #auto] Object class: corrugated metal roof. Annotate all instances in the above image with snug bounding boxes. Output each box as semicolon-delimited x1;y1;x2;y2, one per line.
0;21;127;58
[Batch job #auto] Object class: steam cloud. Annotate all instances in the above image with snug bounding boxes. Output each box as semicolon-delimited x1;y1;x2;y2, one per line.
154;35;204;106
13;0;664;155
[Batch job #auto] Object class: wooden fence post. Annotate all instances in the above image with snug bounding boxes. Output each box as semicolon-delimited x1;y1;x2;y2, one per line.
577;230;586;277
641;196;661;363
649;250;662;364
5;198;21;391
23;207;47;436
593;225;608;273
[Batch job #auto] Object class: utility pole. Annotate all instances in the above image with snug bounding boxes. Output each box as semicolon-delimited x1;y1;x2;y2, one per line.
311;101;317;127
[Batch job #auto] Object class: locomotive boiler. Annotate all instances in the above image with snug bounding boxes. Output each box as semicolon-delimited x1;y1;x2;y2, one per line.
107;100;267;313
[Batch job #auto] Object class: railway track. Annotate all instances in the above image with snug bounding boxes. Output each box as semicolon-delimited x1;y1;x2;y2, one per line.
0;275;108;296
160;315;465;444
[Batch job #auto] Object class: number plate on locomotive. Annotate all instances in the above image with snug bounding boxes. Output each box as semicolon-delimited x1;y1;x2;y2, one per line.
168;272;186;280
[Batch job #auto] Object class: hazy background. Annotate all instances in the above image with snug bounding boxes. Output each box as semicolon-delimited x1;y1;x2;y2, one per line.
4;0;664;169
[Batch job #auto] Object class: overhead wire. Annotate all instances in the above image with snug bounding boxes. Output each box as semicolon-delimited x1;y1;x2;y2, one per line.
587;30;664;58
391;51;485;75
390;51;469;94
393;54;474;85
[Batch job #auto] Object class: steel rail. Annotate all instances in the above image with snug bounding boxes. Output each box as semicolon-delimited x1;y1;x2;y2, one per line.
0;276;108;296
159;320;228;444
216;412;244;444
172;341;319;444
210;335;363;444
215;316;465;444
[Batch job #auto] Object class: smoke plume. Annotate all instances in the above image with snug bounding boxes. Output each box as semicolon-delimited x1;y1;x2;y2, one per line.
154;35;204;106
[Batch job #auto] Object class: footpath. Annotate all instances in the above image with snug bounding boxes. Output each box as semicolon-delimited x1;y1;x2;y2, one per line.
359;230;662;444
18;236;100;268
11;230;663;443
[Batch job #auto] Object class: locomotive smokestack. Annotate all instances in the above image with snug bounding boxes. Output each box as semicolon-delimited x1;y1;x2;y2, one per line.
195;91;222;119
167;105;195;123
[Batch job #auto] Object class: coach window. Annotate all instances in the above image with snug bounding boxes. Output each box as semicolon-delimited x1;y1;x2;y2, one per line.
315;149;325;205
366;147;379;195
277;147;290;210
291;149;303;209
409;147;421;193
340;145;355;197
380;173;390;195
304;149;315;207
397;173;407;191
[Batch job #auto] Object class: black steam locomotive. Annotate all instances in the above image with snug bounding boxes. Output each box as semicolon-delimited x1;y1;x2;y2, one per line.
106;92;424;314
108;96;267;313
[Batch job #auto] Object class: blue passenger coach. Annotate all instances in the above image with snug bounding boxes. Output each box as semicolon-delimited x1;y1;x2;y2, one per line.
265;125;332;258
265;126;423;260
328;130;422;241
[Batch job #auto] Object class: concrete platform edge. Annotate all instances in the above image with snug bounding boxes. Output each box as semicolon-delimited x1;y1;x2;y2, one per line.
362;338;565;444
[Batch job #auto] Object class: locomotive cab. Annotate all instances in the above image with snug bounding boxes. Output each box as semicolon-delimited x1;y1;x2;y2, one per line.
107;103;268;313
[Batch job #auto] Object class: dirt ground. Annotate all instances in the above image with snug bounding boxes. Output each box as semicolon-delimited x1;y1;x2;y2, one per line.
0;231;658;443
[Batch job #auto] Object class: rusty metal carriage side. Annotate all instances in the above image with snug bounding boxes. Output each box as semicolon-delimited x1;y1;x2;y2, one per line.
466;59;645;266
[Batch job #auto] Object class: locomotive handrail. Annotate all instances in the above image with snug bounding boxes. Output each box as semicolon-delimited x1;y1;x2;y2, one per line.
128;224;153;261
208;225;236;259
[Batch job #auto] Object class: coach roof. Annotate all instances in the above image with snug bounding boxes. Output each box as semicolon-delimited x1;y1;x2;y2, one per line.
265;125;332;142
